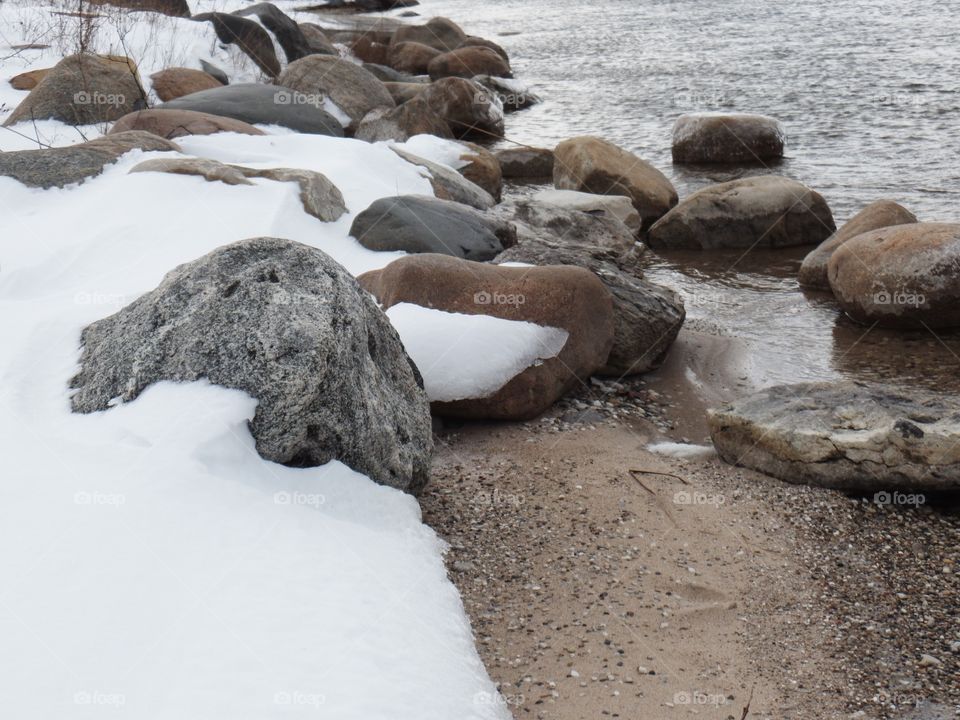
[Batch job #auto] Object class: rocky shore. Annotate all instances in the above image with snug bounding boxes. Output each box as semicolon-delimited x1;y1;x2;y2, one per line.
0;0;958;718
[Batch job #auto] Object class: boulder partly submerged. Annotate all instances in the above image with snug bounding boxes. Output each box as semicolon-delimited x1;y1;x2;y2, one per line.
70;237;432;493
671;113;785;165
708;381;960;491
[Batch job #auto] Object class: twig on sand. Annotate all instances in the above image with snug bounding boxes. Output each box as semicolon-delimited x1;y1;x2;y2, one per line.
629;468;690;485
740;686;754;719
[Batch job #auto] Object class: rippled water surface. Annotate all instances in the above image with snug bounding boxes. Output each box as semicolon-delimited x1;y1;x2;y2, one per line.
416;0;960;391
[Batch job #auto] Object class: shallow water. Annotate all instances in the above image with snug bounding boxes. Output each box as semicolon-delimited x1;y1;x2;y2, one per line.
416;0;960;391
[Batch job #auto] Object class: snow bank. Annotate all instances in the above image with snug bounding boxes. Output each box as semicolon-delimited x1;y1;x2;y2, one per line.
0;115;509;720
387;303;569;402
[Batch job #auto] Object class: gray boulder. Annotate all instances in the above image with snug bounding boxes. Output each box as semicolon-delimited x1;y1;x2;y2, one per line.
708;382;960;491
158;83;344;135
277;55;395;130
671;113;785;164
191;12;282;78
648;175;835;250
4;54;145;127
390;146;495;210
70;237;432;493
351;195;513;260
493;205;683;376
0;131;179;188
495;147;554;179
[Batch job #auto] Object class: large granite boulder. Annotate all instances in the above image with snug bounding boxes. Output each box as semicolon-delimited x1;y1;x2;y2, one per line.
109;108;264;139
708;382;960;491
391;17;466;52
533;188;642;234
553;136;677;230
648;176;835;250
350;195;512;260
799;200;918;290
157;83;344;135
671;113;785;164
4;54;144;126
70;238;432;493
827;223;960;329
359;254;614;420
0;131;179;188
192;12;282;78
427;46;511;80
150;68;222;101
277;55;395;130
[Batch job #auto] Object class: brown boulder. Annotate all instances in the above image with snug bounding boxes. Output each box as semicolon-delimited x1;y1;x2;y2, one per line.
383;81;426;105
495;147;554;179
4;53;144;127
428;46;511;80
391;17;466;53
355;96;452;142
150;68;222;101
671;113;785;164
799;200;917;290
827;223;960;329
9;68;49;90
553;136;677;230
350;36;390;65
458;142;502;201
420;77;504;139
458;36;509;62
388;42;440;75
109;108;264;139
358;254;615;420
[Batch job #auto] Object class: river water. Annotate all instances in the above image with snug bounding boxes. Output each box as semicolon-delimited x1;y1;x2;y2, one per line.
415;0;960;392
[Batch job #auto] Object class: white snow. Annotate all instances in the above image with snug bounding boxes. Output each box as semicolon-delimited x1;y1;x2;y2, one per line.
386;303;569;402
394;134;472;170
647;442;717;461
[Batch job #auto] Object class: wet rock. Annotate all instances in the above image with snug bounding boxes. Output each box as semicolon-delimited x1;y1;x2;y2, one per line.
827;222;960;329
277;55;394;129
0;131;178;188
359;254;614;420
158;83;344;136
553;136;677;230
420;77;504;139
191;12;281;78
495;147;554;179
4;53;144;126
648;175;835;250
391;17;466;53
388;41;441;74
350;195;510;260
391;145;495;209
150;67;222;101
474;75;540;112
708;381;960;490
109;108;265;139
799;200;918;290
233;3;312;64
428;46;511;81
671;113;785;164
355;96;452;142
71;238;431;493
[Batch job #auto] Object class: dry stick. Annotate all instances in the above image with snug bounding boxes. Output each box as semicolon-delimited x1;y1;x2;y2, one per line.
629;468;690;485
740;686;754;719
